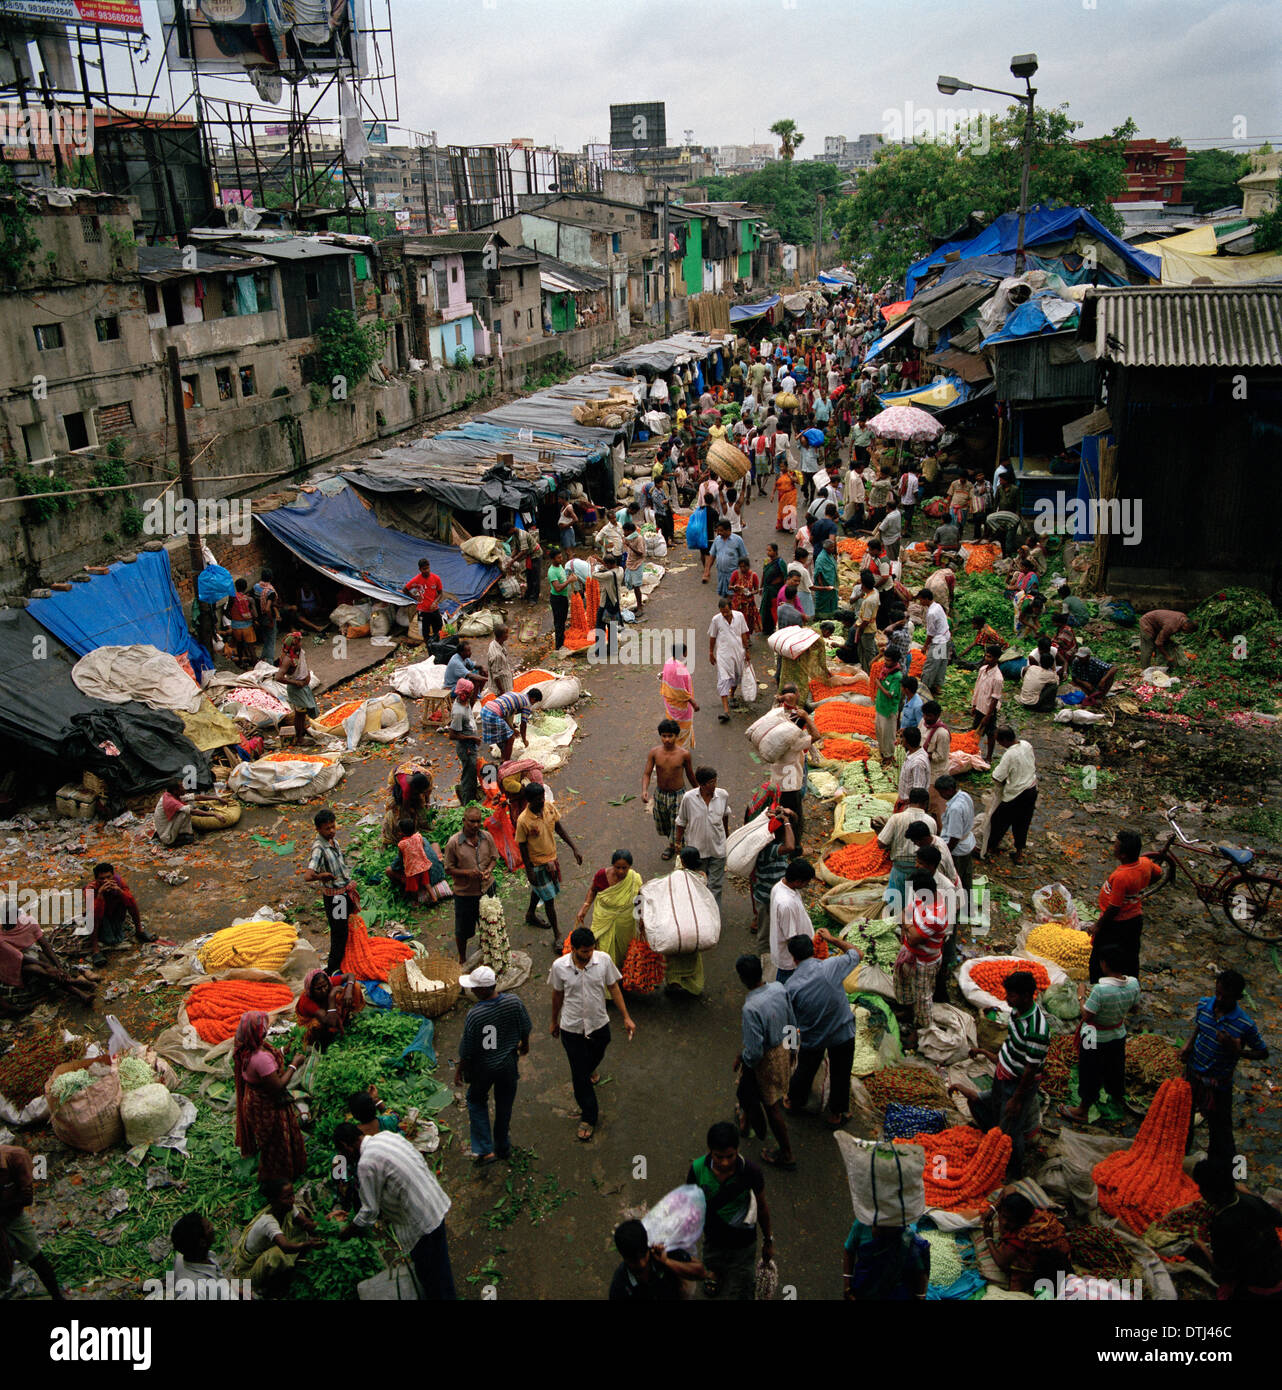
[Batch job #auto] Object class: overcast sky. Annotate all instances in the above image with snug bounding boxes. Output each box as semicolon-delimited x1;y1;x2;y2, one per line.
137;0;1281;153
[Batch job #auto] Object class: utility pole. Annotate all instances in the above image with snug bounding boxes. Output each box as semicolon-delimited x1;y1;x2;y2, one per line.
1014;83;1037;274
430;130;443;231
662;184;670;335
166;345;210;651
815;193;826;280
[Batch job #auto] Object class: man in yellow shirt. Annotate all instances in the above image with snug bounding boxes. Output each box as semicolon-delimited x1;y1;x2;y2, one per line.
515;783;583;944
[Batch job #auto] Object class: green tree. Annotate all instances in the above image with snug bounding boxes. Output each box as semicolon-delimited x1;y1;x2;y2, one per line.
0;165;40;287
264;181;397;238
1183;147;1250;214
699;161;843;246
769;119;805;169
831;106;1135;286
314;307;386;391
1254;205;1282;253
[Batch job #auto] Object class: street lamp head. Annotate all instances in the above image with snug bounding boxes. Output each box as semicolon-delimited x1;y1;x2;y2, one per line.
936;75;971;95
1010;53;1039;80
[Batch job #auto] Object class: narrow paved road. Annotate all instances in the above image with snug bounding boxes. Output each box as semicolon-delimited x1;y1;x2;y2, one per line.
443;488;857;1301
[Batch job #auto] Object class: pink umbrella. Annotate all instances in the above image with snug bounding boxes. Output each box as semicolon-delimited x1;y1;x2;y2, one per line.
866;405;943;443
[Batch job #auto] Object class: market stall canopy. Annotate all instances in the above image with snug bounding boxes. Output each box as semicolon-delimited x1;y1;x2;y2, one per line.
729;294;780;324
861;317;916;363
880;299;911;321
876;378;963;411
905;206;1159;297
0;606;211;803
26;550;210;672
254;486;499;611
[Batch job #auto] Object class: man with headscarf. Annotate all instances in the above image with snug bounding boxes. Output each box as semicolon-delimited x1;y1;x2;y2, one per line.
448;680;482;804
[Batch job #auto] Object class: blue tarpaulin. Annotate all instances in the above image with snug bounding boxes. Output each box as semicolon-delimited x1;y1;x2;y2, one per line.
729;294;779;324
979;294;1080;347
255;486;499;614
905;206;1159;297
27;549;209;669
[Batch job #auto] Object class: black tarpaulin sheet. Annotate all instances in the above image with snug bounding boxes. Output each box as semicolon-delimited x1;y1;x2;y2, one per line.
605;332;725;377
0;607;211;802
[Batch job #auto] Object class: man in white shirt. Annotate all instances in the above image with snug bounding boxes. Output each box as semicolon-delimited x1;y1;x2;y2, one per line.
170;1213;238;1300
878;503;903;560
769;859;815;982
742;390;757;422
336;1124;455;1298
917;587;951;699
1018;652;1060;711
595;517;624;560
842;464;866;532
877;787;934;912
935;774;976;908
985;726;1038;864
674;768;731;905
548;928;636;1141
780;371;797;396
896;725;931;804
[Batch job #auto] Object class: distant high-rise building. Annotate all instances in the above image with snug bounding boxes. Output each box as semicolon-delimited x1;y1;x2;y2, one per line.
610;102;667;152
819;133;883;171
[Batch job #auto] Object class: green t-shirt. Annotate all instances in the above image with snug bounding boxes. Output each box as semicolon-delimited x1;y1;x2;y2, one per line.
1084;975;1140;1044
874;669;902;718
548;564;569;597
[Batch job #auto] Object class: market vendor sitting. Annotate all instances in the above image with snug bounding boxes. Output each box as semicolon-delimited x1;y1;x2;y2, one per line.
230;1178;325;1297
296;967;365;1050
1070;646;1118;707
152;781;196;848
0;902;94;1011
978;1189;1071;1293
381;770;433;846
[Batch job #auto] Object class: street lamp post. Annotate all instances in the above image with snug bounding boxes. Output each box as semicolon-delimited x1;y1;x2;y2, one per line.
938;53;1039;273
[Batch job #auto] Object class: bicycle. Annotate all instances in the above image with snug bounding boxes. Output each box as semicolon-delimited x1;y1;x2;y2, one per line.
1141;806;1282;943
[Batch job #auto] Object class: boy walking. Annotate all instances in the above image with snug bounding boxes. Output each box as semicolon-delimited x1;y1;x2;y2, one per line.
303;808;359;973
641;720;697;860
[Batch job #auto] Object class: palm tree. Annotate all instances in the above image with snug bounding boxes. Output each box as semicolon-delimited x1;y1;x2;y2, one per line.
770;119;805;165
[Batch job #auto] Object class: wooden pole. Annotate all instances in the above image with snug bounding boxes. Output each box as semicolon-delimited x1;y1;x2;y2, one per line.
166;345;212;650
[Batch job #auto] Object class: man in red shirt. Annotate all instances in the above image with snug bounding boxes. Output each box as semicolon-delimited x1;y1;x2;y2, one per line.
403;558;444;642
86;862;154;966
1086;830;1160;982
1;1143;66;1298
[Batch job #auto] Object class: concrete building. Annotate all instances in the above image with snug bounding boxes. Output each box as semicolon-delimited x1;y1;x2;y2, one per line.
820;133;884;171
1239;152;1281;220
0;191;163;467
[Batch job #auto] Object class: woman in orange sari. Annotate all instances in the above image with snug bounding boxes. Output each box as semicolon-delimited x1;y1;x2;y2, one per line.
773;467;798;533
728;556;761;633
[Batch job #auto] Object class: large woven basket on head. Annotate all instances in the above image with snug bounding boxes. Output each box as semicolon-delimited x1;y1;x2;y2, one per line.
388;955;461;1018
707;438;751;483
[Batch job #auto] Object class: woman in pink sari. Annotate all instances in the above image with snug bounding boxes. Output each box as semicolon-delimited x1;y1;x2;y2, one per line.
659;641;699;749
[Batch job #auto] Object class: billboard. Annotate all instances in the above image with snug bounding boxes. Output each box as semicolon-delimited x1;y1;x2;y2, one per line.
158;0;369;79
0;1;143;30
363;120;387;144
610;101;666;152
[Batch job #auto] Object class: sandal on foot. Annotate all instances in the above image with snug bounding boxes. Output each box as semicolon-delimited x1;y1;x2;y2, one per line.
761;1148;798;1171
660;845;676;860
576;1123;594;1142
718;713;730;723
473;1152;498;1167
1058;1105;1087;1124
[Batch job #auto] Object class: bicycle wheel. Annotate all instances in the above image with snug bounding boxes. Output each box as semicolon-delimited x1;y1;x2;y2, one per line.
1222;873;1282;943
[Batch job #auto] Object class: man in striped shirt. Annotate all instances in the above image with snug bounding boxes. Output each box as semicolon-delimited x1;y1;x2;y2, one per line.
480;687;543;762
335;1123;454;1299
1181;969;1269;1174
455;965;532;1166
954;970;1048;1177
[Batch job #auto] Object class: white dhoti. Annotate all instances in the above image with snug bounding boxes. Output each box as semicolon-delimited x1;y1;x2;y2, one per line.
709;611;749;697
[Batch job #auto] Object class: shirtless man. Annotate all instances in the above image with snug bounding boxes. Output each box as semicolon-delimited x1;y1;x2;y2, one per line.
641;720;697;861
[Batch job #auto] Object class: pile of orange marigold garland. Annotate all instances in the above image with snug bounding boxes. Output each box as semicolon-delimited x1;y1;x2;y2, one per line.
185;979;295;1043
893;1125;1013;1209
1093;1078;1199;1232
824;841;891;881
340;915;415;982
967;958;1052;1000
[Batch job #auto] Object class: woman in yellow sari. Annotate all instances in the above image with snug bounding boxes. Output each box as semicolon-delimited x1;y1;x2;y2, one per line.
574;849;642;969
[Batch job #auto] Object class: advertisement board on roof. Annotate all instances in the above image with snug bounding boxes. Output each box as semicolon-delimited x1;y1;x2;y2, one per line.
0;0;143;30
158;0;369;78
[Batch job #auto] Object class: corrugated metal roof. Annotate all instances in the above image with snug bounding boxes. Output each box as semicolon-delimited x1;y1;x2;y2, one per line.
137;246;272;282
1082;286;1282;368
401;232;498;254
220;237;354;261
535;253;606;292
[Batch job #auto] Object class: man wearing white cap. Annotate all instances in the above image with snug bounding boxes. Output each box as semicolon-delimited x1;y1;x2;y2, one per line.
455;965;532;1166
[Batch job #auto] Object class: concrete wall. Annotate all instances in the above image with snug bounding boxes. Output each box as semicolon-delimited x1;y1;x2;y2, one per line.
0;308;688;597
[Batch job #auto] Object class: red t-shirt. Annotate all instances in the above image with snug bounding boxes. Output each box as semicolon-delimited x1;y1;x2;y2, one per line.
1098;857;1160;922
405;572;443;613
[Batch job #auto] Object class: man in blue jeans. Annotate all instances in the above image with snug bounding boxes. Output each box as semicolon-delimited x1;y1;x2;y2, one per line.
455;965;531;1165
